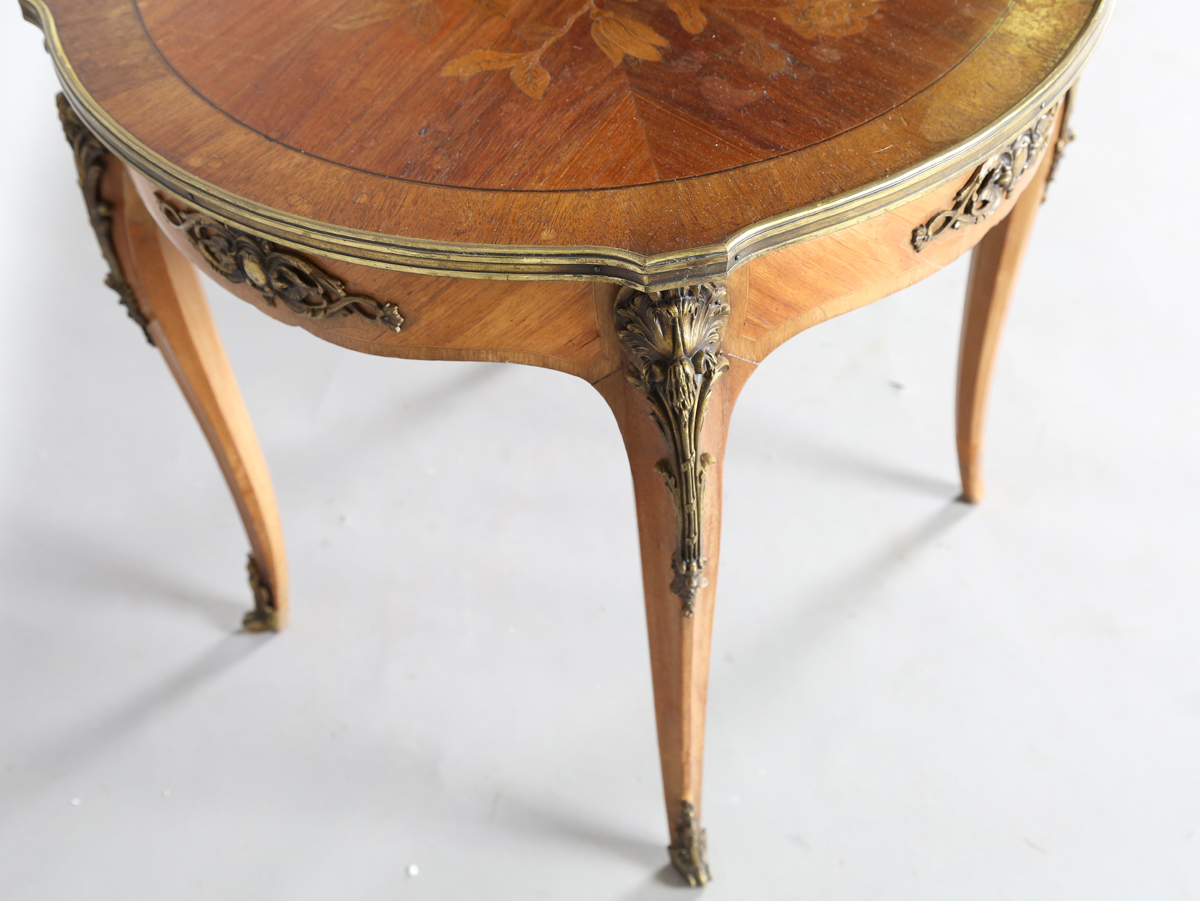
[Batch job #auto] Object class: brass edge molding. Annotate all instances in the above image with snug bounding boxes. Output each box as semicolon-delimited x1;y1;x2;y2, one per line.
668;801;711;887
23;0;1111;288
56;93;154;344
616;283;729;615
155;195;405;333
911;102;1059;252
244;555;280;633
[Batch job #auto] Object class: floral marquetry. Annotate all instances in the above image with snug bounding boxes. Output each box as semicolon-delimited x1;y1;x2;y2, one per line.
132;0;1021;190
33;0;1104;264
440;0;882;100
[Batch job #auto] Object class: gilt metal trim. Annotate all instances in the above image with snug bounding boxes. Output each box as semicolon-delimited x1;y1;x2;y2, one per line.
1045;87;1075;193
911;103;1059;252
668;801;711;887
615;283;730;616
57;93;154;344
244;554;280;633
24;0;1111;287
155;195;405;333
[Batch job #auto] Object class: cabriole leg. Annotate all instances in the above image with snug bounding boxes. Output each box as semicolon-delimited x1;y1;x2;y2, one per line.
956;129;1060;504
58;95;289;631
595;283;754;886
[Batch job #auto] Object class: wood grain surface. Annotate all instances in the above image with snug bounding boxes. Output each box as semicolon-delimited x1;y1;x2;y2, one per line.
112;162;291;629
139;0;1010;189
956;108;1060;504
35;0;1099;257
132;107;1054;385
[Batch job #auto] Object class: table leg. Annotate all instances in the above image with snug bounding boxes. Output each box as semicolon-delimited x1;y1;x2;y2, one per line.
116;170;290;631
595;283;753;886
58;94;289;631
956;144;1057;504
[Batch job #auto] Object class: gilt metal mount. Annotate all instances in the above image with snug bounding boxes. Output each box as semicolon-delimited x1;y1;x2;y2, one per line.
1045;88;1075;194
668;801;711;887
911;102;1059;252
57;94;154;344
615;283;730;616
243;555;280;633
155;196;405;333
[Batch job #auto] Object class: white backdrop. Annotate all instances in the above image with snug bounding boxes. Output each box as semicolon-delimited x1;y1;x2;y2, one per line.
2;3;1198;899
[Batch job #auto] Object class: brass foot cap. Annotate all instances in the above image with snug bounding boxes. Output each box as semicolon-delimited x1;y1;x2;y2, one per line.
242;608;281;633
244;554;282;632
668;801;711;887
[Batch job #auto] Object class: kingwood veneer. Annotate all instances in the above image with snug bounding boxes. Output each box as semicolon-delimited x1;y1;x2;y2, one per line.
19;0;1108;884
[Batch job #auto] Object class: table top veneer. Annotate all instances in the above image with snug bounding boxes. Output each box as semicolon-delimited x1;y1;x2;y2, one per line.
23;0;1107;284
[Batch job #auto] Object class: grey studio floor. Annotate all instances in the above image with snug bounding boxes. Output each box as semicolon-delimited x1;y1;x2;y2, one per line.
2;4;1199;900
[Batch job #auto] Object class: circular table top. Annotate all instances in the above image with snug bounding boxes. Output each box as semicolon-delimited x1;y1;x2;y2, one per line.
25;0;1107;284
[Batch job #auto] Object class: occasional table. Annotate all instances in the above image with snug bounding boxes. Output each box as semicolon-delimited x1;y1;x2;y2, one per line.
20;0;1108;884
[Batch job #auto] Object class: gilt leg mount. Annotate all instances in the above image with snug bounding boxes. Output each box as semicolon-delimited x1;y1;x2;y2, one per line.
244;555;281;632
668;801;712;887
615;283;730;617
1044;87;1075;196
57;93;154;344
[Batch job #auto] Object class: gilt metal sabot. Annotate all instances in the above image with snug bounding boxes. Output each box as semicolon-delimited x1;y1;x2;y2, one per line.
668;801;712;886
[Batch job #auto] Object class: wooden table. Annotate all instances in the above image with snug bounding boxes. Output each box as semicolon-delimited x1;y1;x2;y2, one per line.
21;0;1108;884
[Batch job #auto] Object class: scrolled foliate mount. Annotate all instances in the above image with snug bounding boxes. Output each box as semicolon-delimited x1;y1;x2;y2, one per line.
615;282;730;617
155;196;405;334
56;93;154;344
911;102;1059;252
